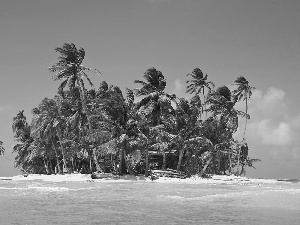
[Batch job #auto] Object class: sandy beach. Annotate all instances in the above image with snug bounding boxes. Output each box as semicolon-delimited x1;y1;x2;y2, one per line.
0;173;280;185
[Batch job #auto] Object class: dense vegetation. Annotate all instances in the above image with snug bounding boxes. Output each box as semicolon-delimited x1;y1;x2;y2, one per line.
10;43;260;177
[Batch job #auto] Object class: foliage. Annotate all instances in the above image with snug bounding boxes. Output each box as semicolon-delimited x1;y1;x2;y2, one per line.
10;44;259;177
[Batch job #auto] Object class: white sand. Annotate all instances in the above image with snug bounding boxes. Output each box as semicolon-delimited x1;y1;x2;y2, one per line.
0;173;280;185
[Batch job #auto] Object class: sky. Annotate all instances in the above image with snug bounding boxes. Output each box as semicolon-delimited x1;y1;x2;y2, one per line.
0;0;299;178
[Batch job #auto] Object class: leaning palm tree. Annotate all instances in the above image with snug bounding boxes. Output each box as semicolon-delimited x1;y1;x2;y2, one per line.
232;76;255;140
0;141;5;155
134;67;176;176
48;43;101;131
186;68;214;117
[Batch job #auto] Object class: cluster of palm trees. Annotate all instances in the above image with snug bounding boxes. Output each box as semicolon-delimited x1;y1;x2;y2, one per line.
11;43;260;176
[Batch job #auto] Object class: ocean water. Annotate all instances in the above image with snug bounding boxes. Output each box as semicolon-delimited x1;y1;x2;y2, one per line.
0;179;299;225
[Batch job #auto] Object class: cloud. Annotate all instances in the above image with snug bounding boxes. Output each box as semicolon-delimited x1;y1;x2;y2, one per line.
249;87;287;117
233;86;300;178
291;113;300;130
257;120;293;146
240;86;300;167
173;79;184;95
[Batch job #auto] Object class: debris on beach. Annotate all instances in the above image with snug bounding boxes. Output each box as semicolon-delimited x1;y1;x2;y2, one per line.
151;169;187;179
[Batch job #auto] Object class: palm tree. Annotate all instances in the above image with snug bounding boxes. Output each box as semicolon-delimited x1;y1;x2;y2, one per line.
134;68;175;176
96;85;139;175
31;97;68;172
48;43;101;131
12;111;34;173
49;43;102;173
205;86;243;174
206;86;245;134
232;76;255;140
12;111;30;142
163;97;202;171
134;67;176;126
60;87;97;173
0;141;5;155
186;68;214;117
25;139;54;174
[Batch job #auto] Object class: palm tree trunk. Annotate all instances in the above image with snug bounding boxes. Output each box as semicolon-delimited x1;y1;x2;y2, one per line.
43;156;51;175
228;148;232;175
119;148;125;175
52;140;62;174
199;155;212;177
78;80;102;173
145;149;149;177
92;148;101;172
236;145;241;176
71;157;75;172
162;151;166;170
137;128;149;177
243;97;248;140
78;80;93;130
238;98;248;175
177;149;184;171
56;127;68;172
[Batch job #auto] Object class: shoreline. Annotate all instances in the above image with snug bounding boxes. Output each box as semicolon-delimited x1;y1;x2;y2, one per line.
0;173;290;185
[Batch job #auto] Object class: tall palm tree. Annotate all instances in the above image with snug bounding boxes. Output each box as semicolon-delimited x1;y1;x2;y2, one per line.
134;67;176;176
60;87;97;173
49;43;102;173
0;141;5;155
186;68;214;117
48;43;101;131
232;76;255;140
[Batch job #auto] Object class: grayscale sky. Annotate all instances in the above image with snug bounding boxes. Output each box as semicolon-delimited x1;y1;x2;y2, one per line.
0;0;299;178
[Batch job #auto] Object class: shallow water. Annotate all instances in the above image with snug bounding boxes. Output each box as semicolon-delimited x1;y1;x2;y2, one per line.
0;179;299;225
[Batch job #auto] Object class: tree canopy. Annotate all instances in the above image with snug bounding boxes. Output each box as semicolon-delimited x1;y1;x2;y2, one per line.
11;43;259;177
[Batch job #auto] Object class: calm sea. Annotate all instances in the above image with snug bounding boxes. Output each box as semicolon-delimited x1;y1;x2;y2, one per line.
0;179;299;225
